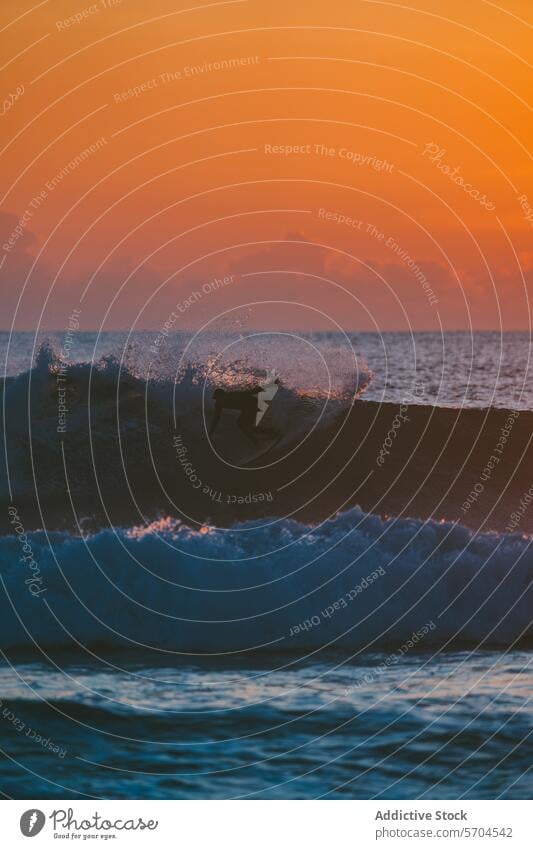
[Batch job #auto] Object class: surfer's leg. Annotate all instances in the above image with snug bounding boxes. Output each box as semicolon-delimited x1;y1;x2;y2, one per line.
238;410;258;442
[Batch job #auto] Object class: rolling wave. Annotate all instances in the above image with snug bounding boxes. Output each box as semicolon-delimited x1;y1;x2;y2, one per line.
2;341;533;535
0;342;371;528
0;508;531;651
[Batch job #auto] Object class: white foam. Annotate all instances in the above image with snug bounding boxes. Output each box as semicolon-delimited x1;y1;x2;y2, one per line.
1;509;531;651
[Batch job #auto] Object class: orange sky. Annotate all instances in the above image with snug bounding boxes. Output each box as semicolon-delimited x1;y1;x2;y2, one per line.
1;0;532;331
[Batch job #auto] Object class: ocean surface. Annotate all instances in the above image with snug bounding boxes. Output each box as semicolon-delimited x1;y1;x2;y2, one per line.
2;329;533;409
0;331;532;799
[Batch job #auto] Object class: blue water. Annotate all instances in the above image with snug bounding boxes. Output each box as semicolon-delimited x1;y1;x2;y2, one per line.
0;331;532;799
0;651;531;799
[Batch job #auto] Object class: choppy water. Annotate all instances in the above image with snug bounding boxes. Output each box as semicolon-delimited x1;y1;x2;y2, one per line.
0;331;532;799
0;651;531;799
2;330;532;408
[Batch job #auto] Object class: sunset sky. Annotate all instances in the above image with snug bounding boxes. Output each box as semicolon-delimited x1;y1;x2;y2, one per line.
1;0;531;331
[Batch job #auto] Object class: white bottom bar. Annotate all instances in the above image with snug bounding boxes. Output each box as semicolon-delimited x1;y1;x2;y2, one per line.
3;799;532;848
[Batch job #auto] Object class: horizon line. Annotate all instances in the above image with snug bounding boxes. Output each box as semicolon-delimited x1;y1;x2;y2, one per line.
1;328;532;334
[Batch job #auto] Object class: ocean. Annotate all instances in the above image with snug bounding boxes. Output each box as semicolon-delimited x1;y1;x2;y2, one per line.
0;331;532;799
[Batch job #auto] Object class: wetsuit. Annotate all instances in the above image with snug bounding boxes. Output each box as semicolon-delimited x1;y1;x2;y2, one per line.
209;387;261;439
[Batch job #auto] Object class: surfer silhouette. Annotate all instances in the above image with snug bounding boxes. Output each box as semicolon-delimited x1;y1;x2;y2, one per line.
209;374;280;442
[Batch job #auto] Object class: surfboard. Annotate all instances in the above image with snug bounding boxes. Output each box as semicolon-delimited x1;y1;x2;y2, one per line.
238;431;283;467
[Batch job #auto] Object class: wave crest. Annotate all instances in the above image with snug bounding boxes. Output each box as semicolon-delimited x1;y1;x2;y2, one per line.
1;508;531;651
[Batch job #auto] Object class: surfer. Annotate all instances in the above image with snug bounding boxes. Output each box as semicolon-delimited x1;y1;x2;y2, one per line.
209;377;280;442
209;386;261;441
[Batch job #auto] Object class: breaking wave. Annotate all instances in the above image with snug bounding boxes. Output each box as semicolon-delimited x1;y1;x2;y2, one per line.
0;339;372;507
0;508;531;651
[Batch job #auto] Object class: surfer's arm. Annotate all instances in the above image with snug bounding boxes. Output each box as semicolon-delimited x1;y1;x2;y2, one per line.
209;402;222;436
